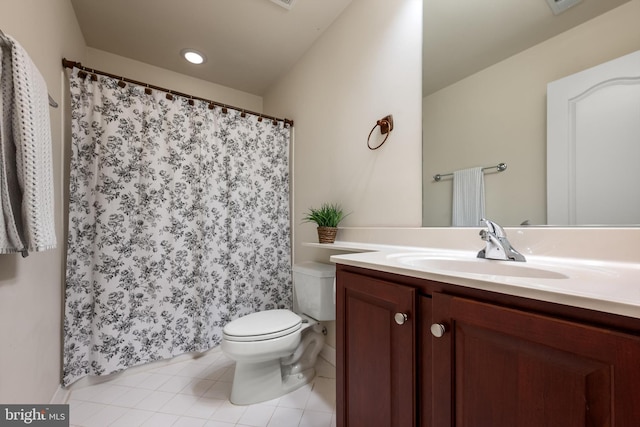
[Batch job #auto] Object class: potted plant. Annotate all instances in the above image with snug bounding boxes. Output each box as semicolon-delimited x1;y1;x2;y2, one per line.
302;203;348;244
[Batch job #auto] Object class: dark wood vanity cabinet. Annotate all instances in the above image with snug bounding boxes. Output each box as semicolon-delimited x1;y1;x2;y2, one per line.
336;269;417;427
432;292;640;427
336;264;640;427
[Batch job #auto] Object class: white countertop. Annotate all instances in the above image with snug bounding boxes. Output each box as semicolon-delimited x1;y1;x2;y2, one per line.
326;242;640;320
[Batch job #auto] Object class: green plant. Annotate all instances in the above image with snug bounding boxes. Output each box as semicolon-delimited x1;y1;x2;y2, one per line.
302;203;348;228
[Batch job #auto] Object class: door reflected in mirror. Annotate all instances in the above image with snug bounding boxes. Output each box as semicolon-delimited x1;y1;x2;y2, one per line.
547;49;640;225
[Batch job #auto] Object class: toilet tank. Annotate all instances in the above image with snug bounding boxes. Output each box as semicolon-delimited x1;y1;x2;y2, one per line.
293;262;336;321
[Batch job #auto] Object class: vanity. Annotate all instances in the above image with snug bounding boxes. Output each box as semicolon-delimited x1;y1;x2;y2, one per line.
328;228;640;427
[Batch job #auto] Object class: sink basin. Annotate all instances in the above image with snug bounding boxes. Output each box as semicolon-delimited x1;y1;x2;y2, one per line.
390;255;569;279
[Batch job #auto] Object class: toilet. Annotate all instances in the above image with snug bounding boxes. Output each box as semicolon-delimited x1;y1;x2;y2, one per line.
221;261;336;405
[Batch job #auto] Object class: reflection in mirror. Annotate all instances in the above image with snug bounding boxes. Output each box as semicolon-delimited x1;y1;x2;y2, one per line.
547;49;640;225
422;0;637;227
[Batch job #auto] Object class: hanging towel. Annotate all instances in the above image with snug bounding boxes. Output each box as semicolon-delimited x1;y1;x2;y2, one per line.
0;34;56;254
452;167;485;227
0;38;26;253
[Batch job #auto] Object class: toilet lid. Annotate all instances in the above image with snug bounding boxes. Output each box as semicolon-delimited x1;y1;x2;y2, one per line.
223;310;302;342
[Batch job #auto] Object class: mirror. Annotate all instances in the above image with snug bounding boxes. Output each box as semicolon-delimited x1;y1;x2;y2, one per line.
422;0;635;226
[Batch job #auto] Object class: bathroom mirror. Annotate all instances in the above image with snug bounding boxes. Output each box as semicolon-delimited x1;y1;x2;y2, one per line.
421;0;636;227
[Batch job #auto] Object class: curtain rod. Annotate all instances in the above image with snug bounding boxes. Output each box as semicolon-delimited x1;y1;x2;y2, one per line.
61;58;293;127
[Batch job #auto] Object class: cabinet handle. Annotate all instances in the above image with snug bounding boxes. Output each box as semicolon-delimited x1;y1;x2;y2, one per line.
431;323;446;338
394;312;408;325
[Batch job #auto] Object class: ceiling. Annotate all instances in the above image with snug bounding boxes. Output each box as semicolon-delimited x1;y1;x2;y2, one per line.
424;0;630;96
71;0;630;98
70;0;353;96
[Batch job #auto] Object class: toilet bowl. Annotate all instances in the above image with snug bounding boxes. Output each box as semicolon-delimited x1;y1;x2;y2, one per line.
221;262;335;405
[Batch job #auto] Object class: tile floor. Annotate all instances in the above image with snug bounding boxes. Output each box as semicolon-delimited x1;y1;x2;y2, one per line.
67;348;336;427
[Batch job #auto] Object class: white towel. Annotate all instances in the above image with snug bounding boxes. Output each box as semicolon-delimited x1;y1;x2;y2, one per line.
0;35;56;254
452;167;485;227
0;38;26;252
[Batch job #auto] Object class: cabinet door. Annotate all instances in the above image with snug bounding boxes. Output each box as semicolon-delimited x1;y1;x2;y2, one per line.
432;292;640;427
336;270;416;427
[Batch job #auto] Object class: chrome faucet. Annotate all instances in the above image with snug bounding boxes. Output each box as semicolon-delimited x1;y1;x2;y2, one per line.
477;218;526;262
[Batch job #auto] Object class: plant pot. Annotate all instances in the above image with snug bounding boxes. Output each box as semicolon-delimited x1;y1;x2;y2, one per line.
317;226;338;244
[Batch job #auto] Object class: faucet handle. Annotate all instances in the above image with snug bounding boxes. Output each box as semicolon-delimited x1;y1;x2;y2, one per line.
481;218;506;237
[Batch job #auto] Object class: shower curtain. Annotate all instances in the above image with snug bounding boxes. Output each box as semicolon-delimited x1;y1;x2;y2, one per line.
63;69;291;386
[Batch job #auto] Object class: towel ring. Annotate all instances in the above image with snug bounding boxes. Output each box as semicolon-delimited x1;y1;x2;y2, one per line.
367;115;394;150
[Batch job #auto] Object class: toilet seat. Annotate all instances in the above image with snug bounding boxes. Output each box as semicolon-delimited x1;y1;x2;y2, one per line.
223;309;302;342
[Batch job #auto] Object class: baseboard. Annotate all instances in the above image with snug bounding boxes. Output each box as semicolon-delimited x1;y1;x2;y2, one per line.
49;385;71;404
320;343;336;366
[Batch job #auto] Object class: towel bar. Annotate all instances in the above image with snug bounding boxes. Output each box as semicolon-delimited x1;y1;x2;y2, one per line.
433;162;507;182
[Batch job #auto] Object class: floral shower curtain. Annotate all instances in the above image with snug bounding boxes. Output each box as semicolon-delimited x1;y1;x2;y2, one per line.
63;69;291;386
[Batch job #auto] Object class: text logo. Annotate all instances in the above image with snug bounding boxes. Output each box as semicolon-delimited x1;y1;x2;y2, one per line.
0;405;69;426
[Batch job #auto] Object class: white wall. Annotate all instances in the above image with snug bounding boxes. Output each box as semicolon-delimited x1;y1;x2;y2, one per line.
0;0;86;403
264;0;423;259
422;0;640;227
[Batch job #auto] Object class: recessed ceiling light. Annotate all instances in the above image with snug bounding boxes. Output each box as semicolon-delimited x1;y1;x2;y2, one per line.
181;49;206;65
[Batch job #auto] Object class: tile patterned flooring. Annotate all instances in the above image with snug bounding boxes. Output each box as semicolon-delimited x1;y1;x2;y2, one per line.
67;348;336;427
